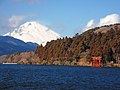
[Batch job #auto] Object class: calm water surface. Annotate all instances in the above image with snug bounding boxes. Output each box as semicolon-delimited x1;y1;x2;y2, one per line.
0;64;120;90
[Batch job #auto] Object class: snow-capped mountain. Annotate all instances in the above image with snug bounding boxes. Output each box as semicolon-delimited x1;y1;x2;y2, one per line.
4;21;61;46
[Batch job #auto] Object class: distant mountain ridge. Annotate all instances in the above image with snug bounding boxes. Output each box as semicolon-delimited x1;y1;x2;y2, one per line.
4;21;61;46
0;36;38;56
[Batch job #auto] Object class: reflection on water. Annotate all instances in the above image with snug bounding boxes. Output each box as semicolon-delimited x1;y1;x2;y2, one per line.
0;64;120;90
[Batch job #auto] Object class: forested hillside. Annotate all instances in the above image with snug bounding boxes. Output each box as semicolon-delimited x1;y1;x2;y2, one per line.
35;24;120;64
1;24;120;66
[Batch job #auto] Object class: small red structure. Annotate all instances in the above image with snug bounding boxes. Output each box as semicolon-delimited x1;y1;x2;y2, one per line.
92;56;102;67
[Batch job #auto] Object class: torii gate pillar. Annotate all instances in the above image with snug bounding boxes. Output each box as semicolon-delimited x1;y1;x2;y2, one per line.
92;56;102;67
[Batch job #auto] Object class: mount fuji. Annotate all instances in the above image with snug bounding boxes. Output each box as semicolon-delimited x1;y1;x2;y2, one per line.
4;21;61;46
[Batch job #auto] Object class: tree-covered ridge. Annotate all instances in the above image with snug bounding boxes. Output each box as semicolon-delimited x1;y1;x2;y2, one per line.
1;24;120;66
35;24;120;64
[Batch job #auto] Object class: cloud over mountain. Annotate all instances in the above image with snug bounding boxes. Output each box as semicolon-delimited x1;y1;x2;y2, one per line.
8;15;27;28
98;14;120;26
84;20;95;32
0;14;36;35
83;14;120;32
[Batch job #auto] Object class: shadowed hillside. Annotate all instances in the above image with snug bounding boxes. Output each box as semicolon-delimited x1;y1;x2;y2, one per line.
0;36;38;56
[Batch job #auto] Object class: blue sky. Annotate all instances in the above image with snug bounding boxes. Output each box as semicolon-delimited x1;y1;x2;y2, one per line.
0;0;120;37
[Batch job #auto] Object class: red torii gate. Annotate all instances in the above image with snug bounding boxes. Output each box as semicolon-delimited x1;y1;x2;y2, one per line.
92;56;102;67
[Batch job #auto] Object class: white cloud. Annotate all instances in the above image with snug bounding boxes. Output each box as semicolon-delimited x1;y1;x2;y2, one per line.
98;14;120;26
83;14;120;32
83;19;95;32
0;14;37;35
0;15;26;35
8;15;26;28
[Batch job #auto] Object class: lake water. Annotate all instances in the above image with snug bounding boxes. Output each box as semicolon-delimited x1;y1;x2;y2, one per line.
0;64;120;90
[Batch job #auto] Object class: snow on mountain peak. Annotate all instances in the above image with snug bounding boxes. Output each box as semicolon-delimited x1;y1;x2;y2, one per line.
4;21;61;46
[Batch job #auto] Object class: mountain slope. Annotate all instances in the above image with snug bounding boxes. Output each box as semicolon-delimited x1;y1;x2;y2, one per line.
1;24;120;67
33;24;120;66
0;36;38;56
4;21;61;46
